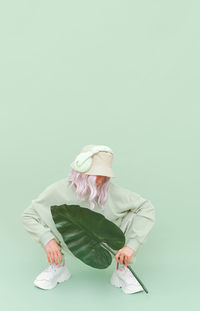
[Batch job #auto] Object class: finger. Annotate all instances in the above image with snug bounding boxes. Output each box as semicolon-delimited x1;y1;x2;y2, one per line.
58;251;62;265
49;251;54;263
52;251;57;264
53;251;58;265
126;256;131;266
46;252;51;264
125;256;130;267
53;251;58;264
55;245;62;263
116;253;122;263
119;254;124;265
124;256;128;267
55;251;61;265
115;252;120;262
46;250;52;263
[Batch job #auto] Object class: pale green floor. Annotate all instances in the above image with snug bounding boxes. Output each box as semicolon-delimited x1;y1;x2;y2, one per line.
2;238;198;311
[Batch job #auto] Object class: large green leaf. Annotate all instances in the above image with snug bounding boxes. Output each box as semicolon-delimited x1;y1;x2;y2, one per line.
50;203;149;294
50;204;125;269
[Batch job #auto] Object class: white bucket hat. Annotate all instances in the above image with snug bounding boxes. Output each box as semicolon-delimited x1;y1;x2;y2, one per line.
70;144;116;178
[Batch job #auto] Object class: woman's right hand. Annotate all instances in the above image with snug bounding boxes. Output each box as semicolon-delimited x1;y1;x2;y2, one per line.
45;238;63;265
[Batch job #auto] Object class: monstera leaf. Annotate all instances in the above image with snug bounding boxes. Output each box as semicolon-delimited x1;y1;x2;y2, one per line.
50;204;149;293
50;204;125;269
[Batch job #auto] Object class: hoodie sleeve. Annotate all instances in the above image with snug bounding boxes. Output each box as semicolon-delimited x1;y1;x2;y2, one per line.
21;184;58;248
119;193;156;253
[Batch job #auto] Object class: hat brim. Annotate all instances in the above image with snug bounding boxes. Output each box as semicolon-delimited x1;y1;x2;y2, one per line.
70;162;116;178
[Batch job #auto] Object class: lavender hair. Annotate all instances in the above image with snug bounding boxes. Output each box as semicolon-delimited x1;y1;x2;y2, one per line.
67;168;110;210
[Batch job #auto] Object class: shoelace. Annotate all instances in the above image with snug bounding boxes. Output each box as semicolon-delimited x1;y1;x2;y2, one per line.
44;260;65;273
44;263;58;273
118;266;135;280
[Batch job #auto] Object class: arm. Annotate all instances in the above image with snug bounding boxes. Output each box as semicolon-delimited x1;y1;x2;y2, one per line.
120;195;156;254
125;199;155;252
21;200;55;248
115;196;155;266
21;183;59;248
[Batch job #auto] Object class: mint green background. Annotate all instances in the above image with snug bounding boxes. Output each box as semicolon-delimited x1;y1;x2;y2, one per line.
1;1;199;310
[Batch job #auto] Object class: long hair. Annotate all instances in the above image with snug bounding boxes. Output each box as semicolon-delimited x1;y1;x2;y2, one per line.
67;168;110;210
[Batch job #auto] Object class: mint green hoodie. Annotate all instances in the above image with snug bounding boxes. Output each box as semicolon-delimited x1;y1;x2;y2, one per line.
21;178;155;264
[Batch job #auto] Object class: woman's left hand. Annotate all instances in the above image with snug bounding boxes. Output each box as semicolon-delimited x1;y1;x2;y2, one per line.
115;246;135;267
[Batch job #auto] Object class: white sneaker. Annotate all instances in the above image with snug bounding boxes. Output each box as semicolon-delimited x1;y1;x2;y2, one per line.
110;263;144;294
34;259;71;290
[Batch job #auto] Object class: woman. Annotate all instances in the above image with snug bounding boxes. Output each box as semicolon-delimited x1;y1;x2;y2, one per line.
21;144;155;294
